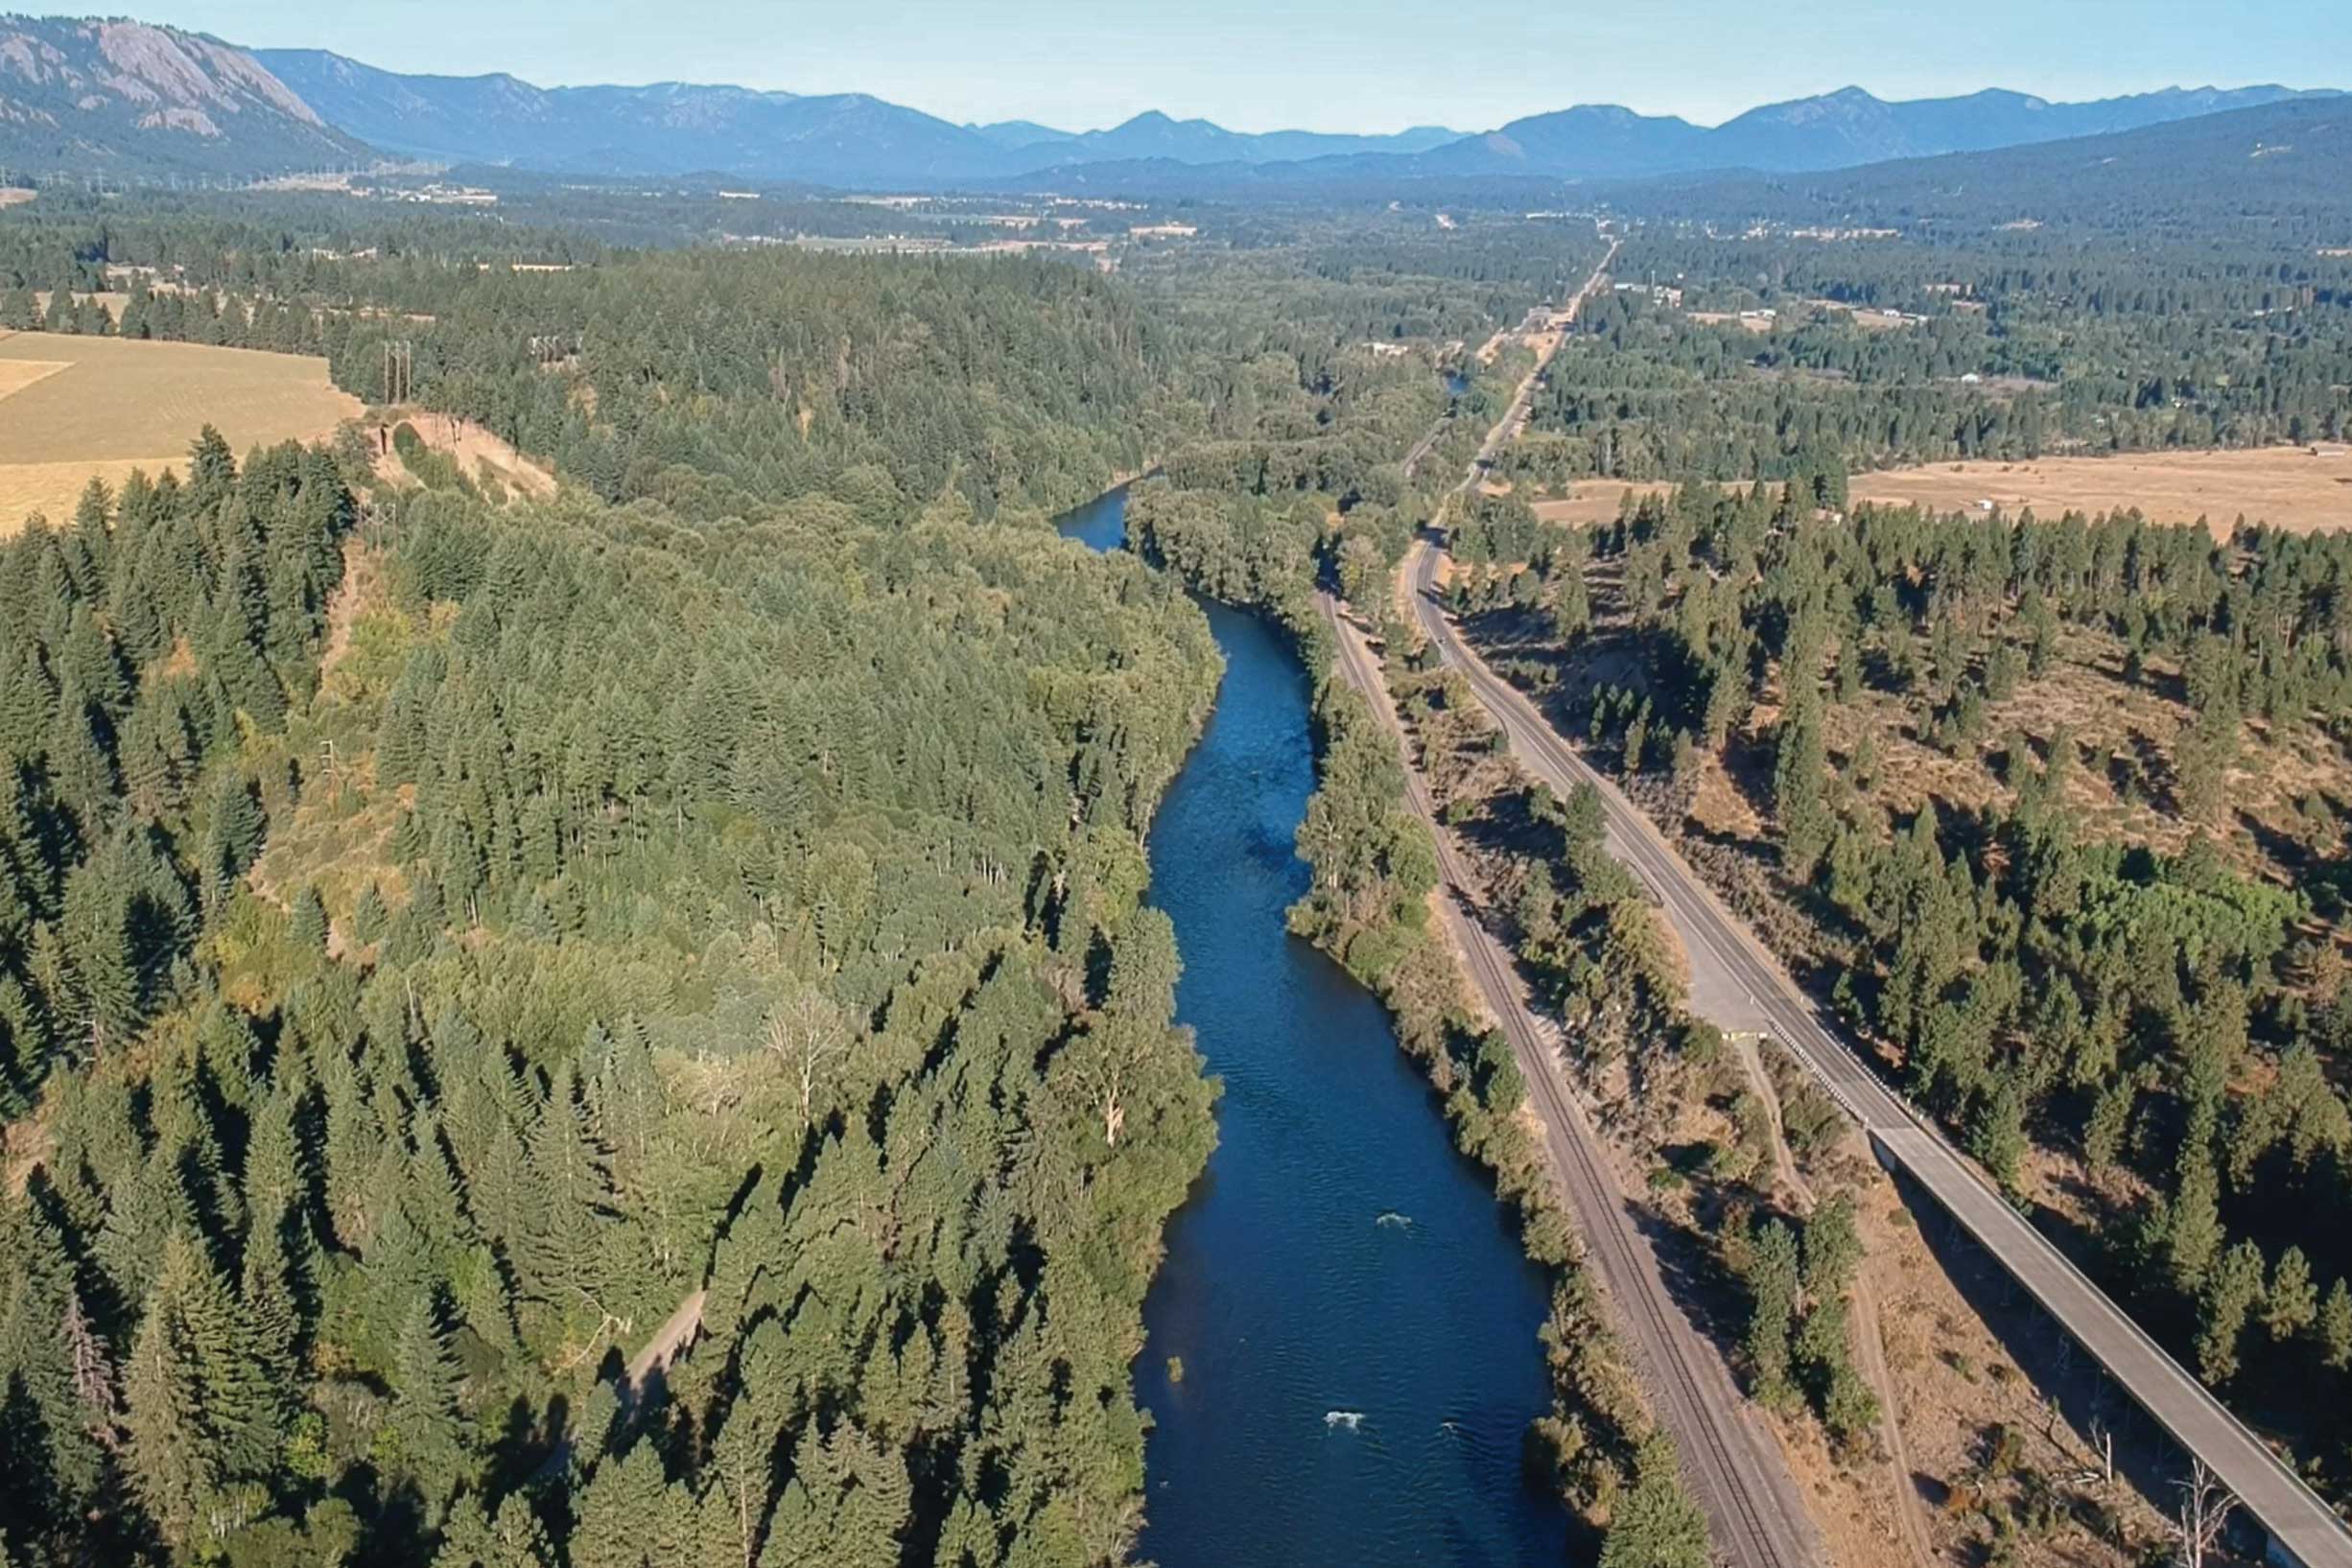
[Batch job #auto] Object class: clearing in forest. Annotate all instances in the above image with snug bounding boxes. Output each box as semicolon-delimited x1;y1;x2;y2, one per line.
1531;482;1673;527
369;405;557;501
0;332;361;533
1849;445;2352;536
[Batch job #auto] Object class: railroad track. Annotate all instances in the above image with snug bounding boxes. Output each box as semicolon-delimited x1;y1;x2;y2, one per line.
1404;486;2352;1568
1303;233;1822;1566
1322;596;1820;1568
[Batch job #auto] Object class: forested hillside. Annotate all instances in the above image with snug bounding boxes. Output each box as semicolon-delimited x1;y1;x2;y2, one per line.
1449;480;2352;1502
0;226;1228;1563
0;195;1176;523
318;251;1175;521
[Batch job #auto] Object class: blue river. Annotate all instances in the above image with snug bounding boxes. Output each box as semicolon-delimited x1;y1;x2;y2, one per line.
1059;487;1568;1567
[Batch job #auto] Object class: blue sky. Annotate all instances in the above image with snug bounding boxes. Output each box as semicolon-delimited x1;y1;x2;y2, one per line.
140;0;2352;133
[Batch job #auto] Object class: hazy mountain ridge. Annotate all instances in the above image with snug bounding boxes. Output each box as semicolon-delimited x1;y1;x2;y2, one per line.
1441;81;2336;176
0;15;2340;192
1671;93;2352;229
261;49;1467;183
1025;110;1465;165
0;14;367;176
247;40;2346;189
257;49;995;183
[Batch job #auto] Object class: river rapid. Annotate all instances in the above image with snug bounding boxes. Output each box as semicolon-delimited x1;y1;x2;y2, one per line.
1058;487;1568;1567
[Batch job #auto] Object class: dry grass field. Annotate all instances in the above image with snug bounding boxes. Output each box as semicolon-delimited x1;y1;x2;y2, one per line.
0;332;361;532
1526;448;2352;537
1850;445;2352;535
1531;481;1671;526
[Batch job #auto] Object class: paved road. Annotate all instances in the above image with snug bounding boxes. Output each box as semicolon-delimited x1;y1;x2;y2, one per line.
1401;528;2352;1568
1321;593;1823;1568
1453;253;1615;486
1324;238;1825;1568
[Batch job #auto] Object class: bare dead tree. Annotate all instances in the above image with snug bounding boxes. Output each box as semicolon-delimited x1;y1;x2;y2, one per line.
61;1289;120;1447
2169;1459;2238;1568
2086;1417;2115;1487
764;984;852;1130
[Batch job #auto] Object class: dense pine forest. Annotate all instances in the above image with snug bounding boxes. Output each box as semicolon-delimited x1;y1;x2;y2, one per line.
1448;478;2352;1502
0;213;1232;1565
1511;233;2352;483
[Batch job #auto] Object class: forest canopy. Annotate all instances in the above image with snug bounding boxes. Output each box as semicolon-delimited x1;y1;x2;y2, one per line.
0;226;1227;1567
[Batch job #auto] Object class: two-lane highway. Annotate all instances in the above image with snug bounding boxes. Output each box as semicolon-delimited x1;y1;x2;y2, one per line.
1320;591;1823;1568
1318;236;1830;1568
1401;527;2352;1568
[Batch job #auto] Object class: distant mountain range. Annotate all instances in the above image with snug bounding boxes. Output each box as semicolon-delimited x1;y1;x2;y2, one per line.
0;15;365;178
1637;93;2352;230
251;49;1006;185
0;12;2339;194
245;50;2348;189
1428;82;2336;178
962;111;1467;167
253;50;1470;183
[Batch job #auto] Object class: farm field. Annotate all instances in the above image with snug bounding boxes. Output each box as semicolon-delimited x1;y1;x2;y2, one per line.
1527;448;2352;536
1531;481;1671;526
1849;445;2352;535
0;331;361;532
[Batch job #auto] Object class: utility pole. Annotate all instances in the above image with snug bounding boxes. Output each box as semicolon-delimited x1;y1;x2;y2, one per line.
383;339;413;406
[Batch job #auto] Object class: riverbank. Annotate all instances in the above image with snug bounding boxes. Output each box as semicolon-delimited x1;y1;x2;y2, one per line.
1058;489;1568;1568
1106;480;1700;1558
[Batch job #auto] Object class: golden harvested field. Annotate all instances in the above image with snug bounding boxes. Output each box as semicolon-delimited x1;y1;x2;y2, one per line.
0;332;361;532
0;359;71;400
1850;445;2352;536
1531;481;1671;526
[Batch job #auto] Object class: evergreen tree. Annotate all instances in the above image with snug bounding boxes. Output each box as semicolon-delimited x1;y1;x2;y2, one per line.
387;1291;468;1509
1744;1218;1800;1409
2196;1239;2267;1386
1772;691;1831;881
1597;1434;1711;1568
2267;1246;2318;1344
2320;1278;2352;1372
123;1232;278;1549
290;885;329;954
